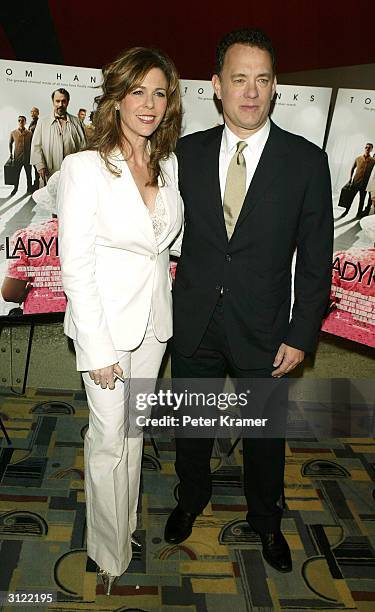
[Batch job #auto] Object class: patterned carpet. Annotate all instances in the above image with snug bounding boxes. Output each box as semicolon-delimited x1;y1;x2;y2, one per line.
0;388;375;611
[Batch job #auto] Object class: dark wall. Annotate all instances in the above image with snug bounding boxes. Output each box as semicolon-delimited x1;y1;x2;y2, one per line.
0;0;374;78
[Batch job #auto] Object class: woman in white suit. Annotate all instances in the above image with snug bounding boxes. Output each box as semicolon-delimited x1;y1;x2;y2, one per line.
57;47;183;593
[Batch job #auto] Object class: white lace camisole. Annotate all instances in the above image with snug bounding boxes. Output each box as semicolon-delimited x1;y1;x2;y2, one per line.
148;191;169;244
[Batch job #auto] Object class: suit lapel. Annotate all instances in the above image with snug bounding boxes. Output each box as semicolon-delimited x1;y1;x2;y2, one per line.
201;126;228;237
112;154;182;252
158;158;179;237
234;122;290;232
112;156;157;248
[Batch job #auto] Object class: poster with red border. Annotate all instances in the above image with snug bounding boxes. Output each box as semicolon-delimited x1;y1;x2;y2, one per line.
0;59;101;318
321;89;375;348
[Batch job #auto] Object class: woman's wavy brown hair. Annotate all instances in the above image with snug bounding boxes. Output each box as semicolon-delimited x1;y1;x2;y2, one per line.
89;47;182;185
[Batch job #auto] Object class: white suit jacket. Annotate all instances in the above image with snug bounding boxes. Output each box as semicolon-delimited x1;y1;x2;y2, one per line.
57;149;183;371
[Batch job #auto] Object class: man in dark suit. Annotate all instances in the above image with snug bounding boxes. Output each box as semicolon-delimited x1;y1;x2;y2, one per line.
164;28;333;573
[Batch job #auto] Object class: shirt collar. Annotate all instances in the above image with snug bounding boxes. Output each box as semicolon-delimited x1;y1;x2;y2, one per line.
222;118;270;156
50;111;71;125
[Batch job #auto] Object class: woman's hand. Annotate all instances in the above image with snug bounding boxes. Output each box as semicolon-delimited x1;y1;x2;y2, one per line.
89;362;124;390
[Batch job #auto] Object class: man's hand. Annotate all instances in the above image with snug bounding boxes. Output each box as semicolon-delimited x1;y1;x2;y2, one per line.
89;362;124;390
38;168;47;181
272;343;305;377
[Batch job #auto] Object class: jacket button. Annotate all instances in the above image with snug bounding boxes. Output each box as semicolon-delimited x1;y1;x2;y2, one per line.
215;285;221;290
226;254;231;262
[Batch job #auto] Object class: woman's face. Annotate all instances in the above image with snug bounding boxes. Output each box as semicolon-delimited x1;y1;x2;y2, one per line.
118;67;168;142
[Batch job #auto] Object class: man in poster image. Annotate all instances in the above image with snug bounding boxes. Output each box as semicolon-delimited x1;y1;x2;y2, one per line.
164;29;333;573
342;143;375;219
84;110;96;143
30;88;86;182
8;115;32;196
365;160;375;215
77;108;87;125
29;106;39;134
29;106;40;189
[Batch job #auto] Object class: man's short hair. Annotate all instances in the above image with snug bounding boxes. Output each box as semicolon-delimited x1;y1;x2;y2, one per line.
215;28;276;75
31;107;39;114
51;88;70;102
78;108;86;113
18;115;26;121
366;142;373;148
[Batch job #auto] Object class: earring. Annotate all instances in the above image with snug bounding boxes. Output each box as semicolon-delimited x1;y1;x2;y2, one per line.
115;103;119;111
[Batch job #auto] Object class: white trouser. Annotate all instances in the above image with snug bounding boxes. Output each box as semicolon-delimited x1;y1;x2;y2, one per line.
80;319;166;576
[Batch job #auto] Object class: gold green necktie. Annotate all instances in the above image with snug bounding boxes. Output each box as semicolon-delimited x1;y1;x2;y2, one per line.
223;141;248;239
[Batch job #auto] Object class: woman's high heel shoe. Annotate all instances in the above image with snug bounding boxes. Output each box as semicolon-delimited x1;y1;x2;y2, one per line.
98;568;117;596
97;536;139;594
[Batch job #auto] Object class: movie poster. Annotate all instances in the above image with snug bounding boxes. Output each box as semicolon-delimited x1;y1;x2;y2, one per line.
272;85;331;147
180;80;222;135
321;89;375;348
0;63;333;320
180;81;332;147
0;59;101;318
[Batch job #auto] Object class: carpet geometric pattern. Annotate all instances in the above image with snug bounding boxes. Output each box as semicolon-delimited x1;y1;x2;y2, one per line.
0;389;375;611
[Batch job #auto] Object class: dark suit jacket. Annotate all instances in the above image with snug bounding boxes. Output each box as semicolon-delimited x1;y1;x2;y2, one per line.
173;121;334;369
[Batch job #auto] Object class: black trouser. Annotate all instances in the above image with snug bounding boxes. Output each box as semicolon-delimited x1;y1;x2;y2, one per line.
172;297;286;534
363;192;373;217
33;165;39;187
346;184;368;217
354;186;368;217
13;162;32;192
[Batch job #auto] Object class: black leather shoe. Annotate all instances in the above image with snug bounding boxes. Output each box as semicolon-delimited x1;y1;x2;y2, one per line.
164;506;197;544
260;531;292;572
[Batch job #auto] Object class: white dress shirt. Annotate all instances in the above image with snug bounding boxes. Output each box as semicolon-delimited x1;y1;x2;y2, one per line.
219;119;271;201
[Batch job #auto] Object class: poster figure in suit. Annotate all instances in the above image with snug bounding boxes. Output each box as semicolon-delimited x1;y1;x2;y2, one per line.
77;108;87;125
30;88;86;183
28;106;39;134
29;106;40;189
84;110;96;143
341;143;375;218
8;115;33;196
164;28;333;574
364;159;375;216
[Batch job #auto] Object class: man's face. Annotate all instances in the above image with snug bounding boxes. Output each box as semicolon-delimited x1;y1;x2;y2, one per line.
364;144;373;156
18;117;26;129
53;92;69;117
31;107;39;119
212;43;276;138
78;110;86;121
